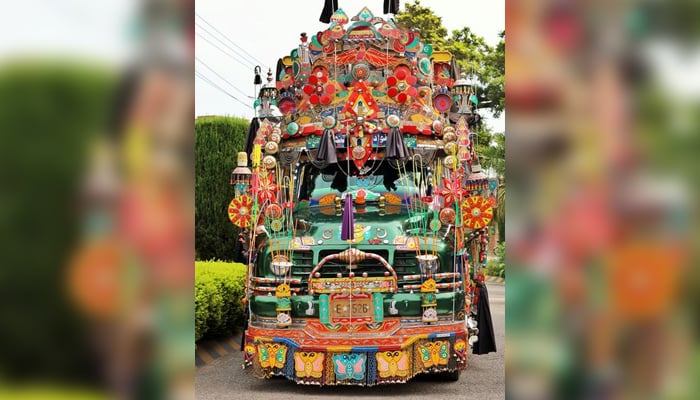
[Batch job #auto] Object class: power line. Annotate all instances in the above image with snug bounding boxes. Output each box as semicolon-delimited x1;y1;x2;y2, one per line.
195;32;258;72
195;56;253;99
196;71;252;109
194;12;267;67
195;22;257;69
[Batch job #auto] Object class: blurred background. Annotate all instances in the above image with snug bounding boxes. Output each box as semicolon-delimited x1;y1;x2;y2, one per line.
506;0;698;399
0;0;193;399
0;0;698;399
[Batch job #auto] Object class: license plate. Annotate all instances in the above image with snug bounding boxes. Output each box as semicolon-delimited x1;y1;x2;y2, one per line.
330;294;373;323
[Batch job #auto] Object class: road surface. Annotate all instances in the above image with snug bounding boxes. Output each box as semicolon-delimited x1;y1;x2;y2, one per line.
195;282;504;399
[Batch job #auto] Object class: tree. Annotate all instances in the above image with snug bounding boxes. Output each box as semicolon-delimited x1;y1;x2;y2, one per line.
395;0;448;49
195;116;248;261
396;2;505;117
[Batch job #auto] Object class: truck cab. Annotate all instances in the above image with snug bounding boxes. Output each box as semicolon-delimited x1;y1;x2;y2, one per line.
229;6;496;386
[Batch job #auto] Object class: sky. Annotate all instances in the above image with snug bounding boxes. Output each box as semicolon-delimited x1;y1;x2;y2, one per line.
0;0;136;63
194;0;505;132
0;0;504;132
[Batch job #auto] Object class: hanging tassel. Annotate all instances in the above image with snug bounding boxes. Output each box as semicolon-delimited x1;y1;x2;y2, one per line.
386;127;409;159
319;0;338;23
316;129;338;164
341;194;355;241
254;65;262;85
384;0;400;14
275;58;284;82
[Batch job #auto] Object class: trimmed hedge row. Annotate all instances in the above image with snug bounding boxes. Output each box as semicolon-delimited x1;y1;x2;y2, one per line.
195;260;247;342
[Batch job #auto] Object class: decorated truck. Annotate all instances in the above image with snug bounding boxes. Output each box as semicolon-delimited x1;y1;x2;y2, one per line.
228;6;498;386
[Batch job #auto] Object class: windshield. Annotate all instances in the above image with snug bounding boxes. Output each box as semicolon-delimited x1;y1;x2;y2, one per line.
298;162;424;204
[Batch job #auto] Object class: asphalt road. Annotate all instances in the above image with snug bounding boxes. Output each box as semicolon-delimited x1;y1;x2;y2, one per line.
195;282;504;399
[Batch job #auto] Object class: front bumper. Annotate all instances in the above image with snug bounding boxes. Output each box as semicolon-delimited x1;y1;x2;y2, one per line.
242;321;468;386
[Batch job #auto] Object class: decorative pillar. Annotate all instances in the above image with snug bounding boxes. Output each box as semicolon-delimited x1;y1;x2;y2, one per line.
421;278;438;324
275;283;292;328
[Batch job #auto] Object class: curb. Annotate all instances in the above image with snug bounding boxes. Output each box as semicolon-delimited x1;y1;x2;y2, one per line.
485;275;505;284
196;333;242;368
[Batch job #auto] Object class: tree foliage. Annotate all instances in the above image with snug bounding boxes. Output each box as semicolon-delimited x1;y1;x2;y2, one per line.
195;116;248;261
396;1;505;117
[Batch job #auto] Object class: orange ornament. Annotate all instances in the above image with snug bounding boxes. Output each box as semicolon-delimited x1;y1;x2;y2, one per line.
228;195;253;228
460;196;493;229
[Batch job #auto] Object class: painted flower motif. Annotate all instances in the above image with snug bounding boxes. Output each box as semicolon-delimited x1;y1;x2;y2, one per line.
460;196;493;229
228;195;253;228
438;178;467;207
256;173;278;204
303;67;336;105
386;65;418;104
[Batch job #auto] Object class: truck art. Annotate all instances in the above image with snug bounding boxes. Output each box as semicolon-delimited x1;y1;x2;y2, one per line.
228;6;498;386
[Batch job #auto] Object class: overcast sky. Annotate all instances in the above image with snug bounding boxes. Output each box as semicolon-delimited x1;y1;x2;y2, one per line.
194;0;505;132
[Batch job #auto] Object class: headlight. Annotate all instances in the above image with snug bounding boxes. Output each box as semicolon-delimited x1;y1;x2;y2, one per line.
271;255;292;276
416;254;439;276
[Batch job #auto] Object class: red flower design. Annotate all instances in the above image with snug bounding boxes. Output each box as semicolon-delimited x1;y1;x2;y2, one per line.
438;178;467;207
256;173;278;204
386;65;418;104
303;67;336;105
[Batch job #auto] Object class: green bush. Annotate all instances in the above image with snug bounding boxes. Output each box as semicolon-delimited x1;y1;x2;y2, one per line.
485;242;506;278
485;261;505;278
195;115;249;261
195;260;247;342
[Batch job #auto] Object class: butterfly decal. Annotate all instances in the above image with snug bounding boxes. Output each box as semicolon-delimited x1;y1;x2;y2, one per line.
244;344;256;363
333;353;366;381
419;341;449;368
258;343;287;369
294;351;325;378
454;339;467;358
376;351;409;378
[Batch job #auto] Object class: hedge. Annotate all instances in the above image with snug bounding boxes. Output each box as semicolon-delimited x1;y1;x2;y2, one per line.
195;260;247;342
195;115;249;262
0;60;116;381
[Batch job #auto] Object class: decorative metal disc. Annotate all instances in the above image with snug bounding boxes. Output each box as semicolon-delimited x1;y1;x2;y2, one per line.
443;155;457;169
386;114;401;128
269;218;284;232
432;120;443;133
286;122;299;135
269;132;281;143
264;141;279;154
443;131;457;143
352;63;370;80
438;207;456;225
433;93;452;113
443;126;456;141
263;155;277;169
278;98;296;116
430;219;442;232
322;115;336;129
265;203;283;218
444;141;457;155
352;145;366;160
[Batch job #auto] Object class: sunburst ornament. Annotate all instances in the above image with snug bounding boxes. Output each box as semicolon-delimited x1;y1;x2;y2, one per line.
228;195;253;227
460;196;493;229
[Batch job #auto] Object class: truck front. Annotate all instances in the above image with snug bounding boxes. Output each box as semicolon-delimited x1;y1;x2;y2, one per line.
230;6;496;386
